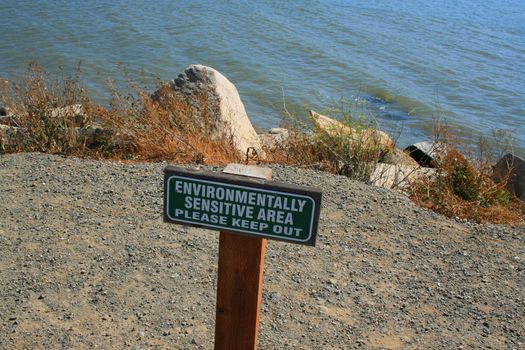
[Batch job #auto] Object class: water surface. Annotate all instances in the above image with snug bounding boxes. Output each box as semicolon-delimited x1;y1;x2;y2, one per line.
1;0;524;154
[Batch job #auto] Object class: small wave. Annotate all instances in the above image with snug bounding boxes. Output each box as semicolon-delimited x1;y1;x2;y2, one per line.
364;86;437;119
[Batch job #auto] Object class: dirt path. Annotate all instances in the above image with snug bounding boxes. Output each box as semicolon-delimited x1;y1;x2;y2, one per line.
0;153;523;349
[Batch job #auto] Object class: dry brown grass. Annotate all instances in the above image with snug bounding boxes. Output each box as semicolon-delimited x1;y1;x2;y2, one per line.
0;63;241;165
0;63;94;154
95;82;241;164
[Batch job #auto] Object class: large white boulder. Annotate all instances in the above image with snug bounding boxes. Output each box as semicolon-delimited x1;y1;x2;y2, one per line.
309;110;394;151
370;162;435;190
154;65;264;158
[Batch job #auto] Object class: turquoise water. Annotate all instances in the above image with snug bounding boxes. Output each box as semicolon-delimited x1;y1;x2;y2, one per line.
1;0;524;155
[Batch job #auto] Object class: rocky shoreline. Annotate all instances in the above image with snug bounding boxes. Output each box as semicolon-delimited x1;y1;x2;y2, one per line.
0;152;523;349
2;65;523;201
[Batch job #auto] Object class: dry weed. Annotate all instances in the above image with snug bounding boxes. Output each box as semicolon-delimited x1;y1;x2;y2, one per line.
1;64;241;164
95;81;241;164
0;63;93;154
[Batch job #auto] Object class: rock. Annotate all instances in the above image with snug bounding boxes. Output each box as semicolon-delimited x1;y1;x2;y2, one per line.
269;128;289;136
310;110;342;131
259;128;290;149
0;104;87;127
0;124;112;150
0;125;23;149
0;115;12;125
309;110;394;151
389;148;420;166
0;113;21;127
153;64;264;158
493;153;525;201
75;127;113;148
370;162;435;190
404;141;446;167
259;134;278;149
50;104;88;127
0;103;18;126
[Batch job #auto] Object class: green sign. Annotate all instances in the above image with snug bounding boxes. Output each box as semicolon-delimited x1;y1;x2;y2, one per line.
163;167;321;246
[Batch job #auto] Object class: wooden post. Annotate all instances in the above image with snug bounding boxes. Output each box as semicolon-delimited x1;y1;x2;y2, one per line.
214;164;272;350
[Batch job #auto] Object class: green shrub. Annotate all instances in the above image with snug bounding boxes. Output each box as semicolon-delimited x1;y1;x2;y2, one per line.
410;144;523;224
265;101;393;182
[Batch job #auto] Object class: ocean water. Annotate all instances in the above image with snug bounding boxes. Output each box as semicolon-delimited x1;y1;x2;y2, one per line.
1;0;524;155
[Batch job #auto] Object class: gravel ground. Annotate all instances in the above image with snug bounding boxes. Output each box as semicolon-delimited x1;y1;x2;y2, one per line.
0;153;524;349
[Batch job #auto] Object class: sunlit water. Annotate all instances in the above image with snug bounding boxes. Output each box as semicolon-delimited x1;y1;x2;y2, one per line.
1;0;524;155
